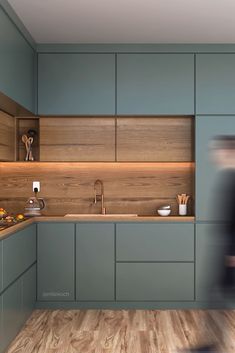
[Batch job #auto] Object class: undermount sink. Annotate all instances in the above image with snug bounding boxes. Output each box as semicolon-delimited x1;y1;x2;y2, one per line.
64;214;138;217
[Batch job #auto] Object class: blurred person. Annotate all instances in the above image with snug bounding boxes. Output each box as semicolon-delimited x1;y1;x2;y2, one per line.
180;135;235;353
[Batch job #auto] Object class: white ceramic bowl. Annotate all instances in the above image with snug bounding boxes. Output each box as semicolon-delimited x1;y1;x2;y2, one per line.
157;209;171;216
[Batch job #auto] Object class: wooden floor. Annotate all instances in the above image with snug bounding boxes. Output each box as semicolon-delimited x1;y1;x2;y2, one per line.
6;310;235;353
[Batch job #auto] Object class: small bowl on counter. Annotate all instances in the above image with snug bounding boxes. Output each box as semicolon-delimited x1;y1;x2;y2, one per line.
157;205;171;217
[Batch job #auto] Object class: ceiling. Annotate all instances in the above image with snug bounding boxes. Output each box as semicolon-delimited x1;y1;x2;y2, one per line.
7;0;235;44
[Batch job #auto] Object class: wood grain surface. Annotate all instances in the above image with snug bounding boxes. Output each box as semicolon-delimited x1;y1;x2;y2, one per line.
117;117;193;162
40;117;115;161
0;111;15;161
0;162;194;216
6;309;235;353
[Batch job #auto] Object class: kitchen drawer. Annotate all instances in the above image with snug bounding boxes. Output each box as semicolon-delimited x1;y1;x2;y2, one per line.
116;263;194;301
2;225;36;290
116;223;194;261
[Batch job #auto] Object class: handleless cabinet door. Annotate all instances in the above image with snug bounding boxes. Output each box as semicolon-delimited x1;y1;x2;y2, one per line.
22;264;36;322
2;224;36;290
196;116;235;221
76;223;115;301
196;54;235;114
196;224;225;301
2;278;24;353
37;223;75;301
117;54;194;115
38;53;115;115
0;242;2;294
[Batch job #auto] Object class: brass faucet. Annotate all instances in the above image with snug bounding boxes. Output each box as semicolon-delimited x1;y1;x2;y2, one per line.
94;179;106;215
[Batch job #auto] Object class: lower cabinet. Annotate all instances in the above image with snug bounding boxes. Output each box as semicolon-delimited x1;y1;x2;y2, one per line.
37;223;75;301
76;223;115;301
116;263;194;301
0;264;36;353
196;223;225;301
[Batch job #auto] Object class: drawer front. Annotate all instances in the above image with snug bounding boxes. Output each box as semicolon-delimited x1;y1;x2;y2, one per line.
3;225;36;290
116;224;194;261
116;263;194;301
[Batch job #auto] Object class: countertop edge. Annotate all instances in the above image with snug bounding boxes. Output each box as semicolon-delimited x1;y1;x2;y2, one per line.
0;216;195;240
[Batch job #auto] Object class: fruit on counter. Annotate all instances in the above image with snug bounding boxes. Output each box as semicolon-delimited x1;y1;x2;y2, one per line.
15;214;25;221
0;208;8;218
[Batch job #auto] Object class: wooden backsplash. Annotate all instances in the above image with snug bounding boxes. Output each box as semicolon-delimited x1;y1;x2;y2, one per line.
0;162;194;216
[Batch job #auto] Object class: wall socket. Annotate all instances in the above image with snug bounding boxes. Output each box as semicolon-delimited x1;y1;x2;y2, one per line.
33;181;40;192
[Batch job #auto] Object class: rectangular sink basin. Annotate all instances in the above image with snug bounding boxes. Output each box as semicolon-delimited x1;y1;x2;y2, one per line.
64;214;138;217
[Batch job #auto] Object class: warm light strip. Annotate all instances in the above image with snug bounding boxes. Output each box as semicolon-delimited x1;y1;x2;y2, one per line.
0;162;195;169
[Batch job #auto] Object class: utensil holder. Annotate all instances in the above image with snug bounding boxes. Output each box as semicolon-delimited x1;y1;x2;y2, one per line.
179;204;187;216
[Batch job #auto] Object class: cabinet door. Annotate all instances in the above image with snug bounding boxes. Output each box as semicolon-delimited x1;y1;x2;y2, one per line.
0;241;2;294
38;54;115;115
76;223;115;301
116;263;194;301
2;278;24;353
196;54;235;114
40;117;115;161
37;223;75;301
196;224;225;301
117;54;194;115
0;8;35;113
116;223;194;262
196;116;235;221
22;264;36;322
0;294;3;353
2;224;36;290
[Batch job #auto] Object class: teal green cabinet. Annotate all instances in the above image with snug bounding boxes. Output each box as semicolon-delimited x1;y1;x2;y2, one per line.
76;223;115;301
196;54;235;114
22;265;36;322
37;223;75;301
2;224;36;290
2;279;23;352
196;116;235;221
116;263;194;301
116;223;194;261
0;294;2;353
0;241;2;293
0;8;35;112
1;264;36;353
196;224;225;301
117;54;194;115
38;54;115;115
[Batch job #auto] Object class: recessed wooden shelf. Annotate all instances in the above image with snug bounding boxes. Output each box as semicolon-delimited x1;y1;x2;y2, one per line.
16;117;39;161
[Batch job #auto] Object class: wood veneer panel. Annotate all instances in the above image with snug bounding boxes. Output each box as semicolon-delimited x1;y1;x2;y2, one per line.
117;116;193;162
0;111;15;161
40;117;115;161
0;162;194;216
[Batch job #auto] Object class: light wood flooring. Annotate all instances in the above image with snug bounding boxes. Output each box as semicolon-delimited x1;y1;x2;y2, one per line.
6;310;235;353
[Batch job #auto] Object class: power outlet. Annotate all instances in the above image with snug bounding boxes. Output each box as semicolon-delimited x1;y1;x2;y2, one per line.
33;181;40;192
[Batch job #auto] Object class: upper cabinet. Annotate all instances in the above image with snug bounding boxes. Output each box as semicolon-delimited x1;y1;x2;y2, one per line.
196;54;235;114
116;54;194;115
0;8;35;113
38;54;116;115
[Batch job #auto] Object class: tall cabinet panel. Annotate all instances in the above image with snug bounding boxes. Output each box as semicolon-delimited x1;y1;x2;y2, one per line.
196;116;235;221
196;54;235;114
37;223;75;301
0;8;35;112
76;223;115;301
38;54;115;115
117;54;194;115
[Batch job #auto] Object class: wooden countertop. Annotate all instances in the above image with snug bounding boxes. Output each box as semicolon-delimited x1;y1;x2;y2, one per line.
0;215;195;240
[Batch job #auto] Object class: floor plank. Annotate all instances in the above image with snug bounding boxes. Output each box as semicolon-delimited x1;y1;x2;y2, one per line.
6;310;235;353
